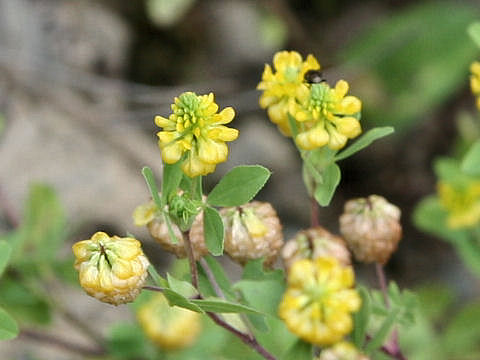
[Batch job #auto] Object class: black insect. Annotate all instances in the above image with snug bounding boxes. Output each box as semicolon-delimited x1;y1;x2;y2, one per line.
304;70;325;84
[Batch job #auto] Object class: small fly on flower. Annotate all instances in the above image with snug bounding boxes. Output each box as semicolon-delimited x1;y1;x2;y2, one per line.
304;69;325;84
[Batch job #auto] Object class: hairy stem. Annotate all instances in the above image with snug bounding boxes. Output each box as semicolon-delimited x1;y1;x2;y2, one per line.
182;231;199;289
199;258;225;299
310;196;319;227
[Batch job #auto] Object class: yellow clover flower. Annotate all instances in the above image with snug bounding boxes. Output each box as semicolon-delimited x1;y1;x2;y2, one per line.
155;92;239;177
294;80;362;150
257;51;320;135
470;61;480;110
318;341;370;360
137;293;202;350
132;200;158;226
278;257;361;346
438;180;480;229
72;232;149;305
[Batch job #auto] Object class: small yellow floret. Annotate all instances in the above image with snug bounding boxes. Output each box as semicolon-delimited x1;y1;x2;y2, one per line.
72;232;149;305
438;180;480;229
278;257;361;346
294;81;362;151
155;92;239;177
133;201;158;226
257;51;320;135
137;294;202;350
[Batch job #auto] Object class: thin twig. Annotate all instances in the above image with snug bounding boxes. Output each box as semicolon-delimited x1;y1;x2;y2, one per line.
375;262;389;307
310;196;319;227
20;329;106;357
143;285;164;292
182;231;199;289
207;312;276;360
199;258;225;299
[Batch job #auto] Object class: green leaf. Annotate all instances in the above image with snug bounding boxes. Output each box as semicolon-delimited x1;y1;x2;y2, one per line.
162;288;204;313
341;2;480;132
190;298;263;314
454;237;480;278
443;302;480;356
334;127;394;161
0;306;18;340
461;140;480;176
201;255;236;301
468;22;480;48
11;184;66;264
281;339;312;360
147;264;168;287
353;286;371;348
314;162;341;206
141;167;162;209
203;206;224;256
107;323;149;359
161;162;183;205
234;279;284;318
167;273;198;298
0;240;12;277
365;308;400;354
413;195;469;244
207;165;271;207
415;284;454;322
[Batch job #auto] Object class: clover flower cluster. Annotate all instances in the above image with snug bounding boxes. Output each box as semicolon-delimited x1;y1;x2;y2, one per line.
72;232;149;305
438;178;480;229
155;92;239;177
278;256;361;346
258;51;362;150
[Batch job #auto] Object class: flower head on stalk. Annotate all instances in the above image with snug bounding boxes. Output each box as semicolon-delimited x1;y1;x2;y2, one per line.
257;51;320;135
155;92;239;177
72;232;149;305
470;61;480;110
438;179;480;229
294;81;362;150
278;257;361;346
137;293;202;350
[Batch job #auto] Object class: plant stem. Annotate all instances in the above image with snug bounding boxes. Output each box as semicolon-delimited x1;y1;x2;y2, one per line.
182;234;276;359
374;263;407;360
143;285;164;292
375;262;389;307
182;231;199;289
310;196;319;227
207;312;276;360
20;329;106;357
199;258;225;299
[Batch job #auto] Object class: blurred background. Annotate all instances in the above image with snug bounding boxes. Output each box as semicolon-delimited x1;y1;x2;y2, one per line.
1;0;480;358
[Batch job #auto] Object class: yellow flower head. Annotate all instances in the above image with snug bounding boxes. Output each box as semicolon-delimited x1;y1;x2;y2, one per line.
295;81;362;150
438;180;480;229
137;293;202;350
278;257;361;346
155;92;239;177
318;341;370;360
470;61;480;110
133;200;158;227
257;51;320;135
72;232;149;305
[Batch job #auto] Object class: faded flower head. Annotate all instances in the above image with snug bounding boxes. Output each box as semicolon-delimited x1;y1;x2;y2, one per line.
257;51;320;135
339;195;402;264
155;92;239;177
221;201;283;267
470;61;480;110
294;80;362;150
278;257;361;346
282;227;351;271
133;200;208;260
438;179;480;229
318;342;370;360
72;232;149;305
137;293;202;350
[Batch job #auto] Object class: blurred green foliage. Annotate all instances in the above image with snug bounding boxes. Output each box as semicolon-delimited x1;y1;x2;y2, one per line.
341;1;480;132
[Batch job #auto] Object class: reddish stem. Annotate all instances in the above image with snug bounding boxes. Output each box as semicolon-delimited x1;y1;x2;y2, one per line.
310;196;319;227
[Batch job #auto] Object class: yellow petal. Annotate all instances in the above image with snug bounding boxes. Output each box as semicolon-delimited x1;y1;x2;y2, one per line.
198;138;228;164
154;116;174;129
335;117;361;138
181;152;216;177
339;96;362;114
334;80;349;98
215;107;235;124
160;141;184;164
328;129;348;150
208;126;239;142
